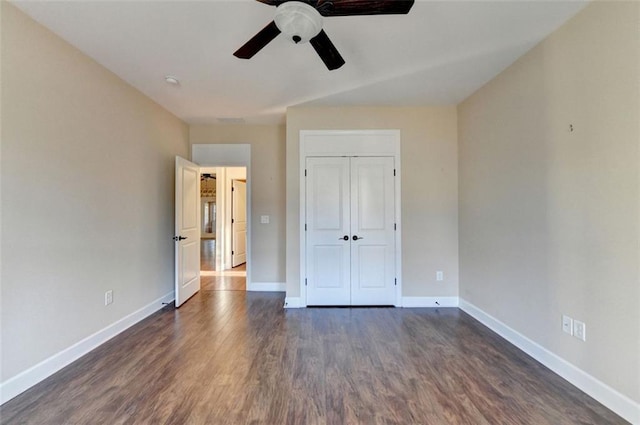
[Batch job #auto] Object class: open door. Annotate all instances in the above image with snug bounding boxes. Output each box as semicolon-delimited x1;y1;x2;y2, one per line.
231;179;247;267
175;156;201;307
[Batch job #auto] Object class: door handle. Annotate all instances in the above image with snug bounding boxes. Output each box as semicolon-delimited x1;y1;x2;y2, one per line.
340;235;349;241
352;235;363;241
173;236;188;241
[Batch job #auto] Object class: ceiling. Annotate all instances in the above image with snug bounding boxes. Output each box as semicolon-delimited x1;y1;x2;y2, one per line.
12;0;588;125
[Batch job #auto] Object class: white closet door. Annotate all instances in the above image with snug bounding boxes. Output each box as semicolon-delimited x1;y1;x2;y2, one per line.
350;157;396;305
305;156;396;306
305;157;351;305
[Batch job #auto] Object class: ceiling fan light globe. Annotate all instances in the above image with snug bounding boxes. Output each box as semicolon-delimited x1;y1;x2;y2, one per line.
274;1;322;44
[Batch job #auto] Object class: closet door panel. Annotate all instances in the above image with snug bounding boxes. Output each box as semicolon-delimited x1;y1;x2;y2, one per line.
305;157;351;305
350;157;396;305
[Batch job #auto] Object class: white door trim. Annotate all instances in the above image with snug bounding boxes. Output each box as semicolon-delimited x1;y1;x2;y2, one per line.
299;130;402;307
192;144;251;289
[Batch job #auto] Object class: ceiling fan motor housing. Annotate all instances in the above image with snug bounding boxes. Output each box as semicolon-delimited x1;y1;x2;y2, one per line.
274;1;323;44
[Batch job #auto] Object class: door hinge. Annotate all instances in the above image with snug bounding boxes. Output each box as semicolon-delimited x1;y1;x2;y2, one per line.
232;187;234;191
232;218;234;224
305;169;307;177
305;223;307;231
305;278;308;286
232;250;234;255
393;169;396;176
394;223;397;231
395;278;397;286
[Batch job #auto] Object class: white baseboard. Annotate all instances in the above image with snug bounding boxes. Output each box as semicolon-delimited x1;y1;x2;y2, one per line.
285;296;460;309
459;298;639;425
401;296;459;308
283;297;304;308
0;292;174;405
247;282;285;292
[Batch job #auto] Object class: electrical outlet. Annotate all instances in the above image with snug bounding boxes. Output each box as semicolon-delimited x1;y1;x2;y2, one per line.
436;271;444;281
105;290;113;306
573;320;586;341
562;315;573;335
260;215;270;224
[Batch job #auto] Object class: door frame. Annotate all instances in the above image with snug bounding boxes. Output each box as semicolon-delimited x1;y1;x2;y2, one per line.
299;130;402;307
192;144;251;289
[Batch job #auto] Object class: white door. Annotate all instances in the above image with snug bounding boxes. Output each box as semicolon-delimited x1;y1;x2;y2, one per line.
305;157;351;305
306;157;396;306
175;156;201;307
350;157;396;305
231;180;247;267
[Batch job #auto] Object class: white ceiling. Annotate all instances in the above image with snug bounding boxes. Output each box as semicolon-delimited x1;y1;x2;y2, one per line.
12;0;588;125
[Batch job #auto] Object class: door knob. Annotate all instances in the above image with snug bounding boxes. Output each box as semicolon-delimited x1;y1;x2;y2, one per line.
352;235;363;241
340;235;349;241
173;236;188;241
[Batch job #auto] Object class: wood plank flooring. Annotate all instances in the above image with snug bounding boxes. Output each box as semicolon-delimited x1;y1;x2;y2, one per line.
201;274;246;291
1;290;627;424
200;238;246;291
200;239;216;271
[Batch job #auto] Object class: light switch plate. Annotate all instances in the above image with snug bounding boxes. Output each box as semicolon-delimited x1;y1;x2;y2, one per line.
562;315;573;335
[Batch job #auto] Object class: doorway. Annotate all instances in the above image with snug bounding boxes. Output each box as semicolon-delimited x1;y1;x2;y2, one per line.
199;166;247;291
192;144;252;290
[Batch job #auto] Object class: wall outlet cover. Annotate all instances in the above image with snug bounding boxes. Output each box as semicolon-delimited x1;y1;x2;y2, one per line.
573;320;586;341
105;290;113;306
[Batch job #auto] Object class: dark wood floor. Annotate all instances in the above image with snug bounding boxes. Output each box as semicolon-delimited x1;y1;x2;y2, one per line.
1;290;626;424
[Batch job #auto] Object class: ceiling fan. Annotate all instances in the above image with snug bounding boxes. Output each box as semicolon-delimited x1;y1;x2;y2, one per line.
233;0;415;71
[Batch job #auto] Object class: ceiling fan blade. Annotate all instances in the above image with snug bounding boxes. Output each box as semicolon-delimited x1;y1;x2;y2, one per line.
317;0;415;17
233;21;281;59
309;29;345;70
255;0;286;5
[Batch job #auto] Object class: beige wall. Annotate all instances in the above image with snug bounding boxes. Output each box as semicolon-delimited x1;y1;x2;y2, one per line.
1;3;189;381
458;1;639;403
189;125;286;283
286;106;458;299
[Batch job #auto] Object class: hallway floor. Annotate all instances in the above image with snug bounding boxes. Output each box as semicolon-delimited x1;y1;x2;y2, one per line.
200;239;216;271
200;239;246;291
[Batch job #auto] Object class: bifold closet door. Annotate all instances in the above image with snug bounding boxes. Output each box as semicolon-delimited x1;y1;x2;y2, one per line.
306;156;395;306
